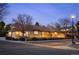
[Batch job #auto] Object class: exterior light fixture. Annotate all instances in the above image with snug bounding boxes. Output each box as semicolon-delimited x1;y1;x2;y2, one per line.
70;14;76;44
70;15;76;19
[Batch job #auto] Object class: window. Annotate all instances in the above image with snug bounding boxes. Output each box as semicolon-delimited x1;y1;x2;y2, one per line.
8;32;12;36
16;32;19;35
24;32;29;37
54;32;58;35
34;31;38;34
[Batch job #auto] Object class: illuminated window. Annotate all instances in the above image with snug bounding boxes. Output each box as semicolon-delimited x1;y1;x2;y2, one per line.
42;32;44;37
16;31;19;35
66;29;69;31
12;32;16;38
15;31;20;38
42;32;49;38
24;32;29;37
34;31;38;34
54;32;58;35
8;32;12;36
19;32;23;36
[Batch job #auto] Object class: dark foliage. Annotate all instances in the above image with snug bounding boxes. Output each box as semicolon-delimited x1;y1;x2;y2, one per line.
35;22;40;26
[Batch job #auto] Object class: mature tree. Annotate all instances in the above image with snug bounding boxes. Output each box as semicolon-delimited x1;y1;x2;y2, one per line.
0;3;8;37
5;24;11;32
0;21;5;30
58;18;71;35
47;24;55;29
54;22;61;30
0;21;5;36
35;22;40;26
76;21;79;38
0;3;8;21
12;14;33;37
59;18;70;28
47;22;61;31
76;21;79;30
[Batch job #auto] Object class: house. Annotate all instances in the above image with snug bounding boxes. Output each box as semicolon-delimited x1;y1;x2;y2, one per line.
7;24;66;40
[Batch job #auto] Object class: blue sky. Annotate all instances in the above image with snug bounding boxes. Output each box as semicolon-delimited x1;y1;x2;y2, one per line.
5;3;79;25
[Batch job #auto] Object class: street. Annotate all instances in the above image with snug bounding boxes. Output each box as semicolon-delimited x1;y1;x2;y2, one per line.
0;38;79;55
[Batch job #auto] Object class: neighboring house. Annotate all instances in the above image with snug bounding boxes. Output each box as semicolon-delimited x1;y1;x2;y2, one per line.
7;24;66;40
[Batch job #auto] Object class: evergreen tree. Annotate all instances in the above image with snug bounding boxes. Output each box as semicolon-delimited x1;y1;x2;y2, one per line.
35;22;40;26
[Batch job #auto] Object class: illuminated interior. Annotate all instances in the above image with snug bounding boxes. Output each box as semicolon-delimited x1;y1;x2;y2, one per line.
42;32;50;38
57;33;65;38
10;31;23;39
8;32;12;36
15;31;20;38
8;31;65;39
12;32;16;38
54;32;58;35
51;32;65;38
42;32;44;38
16;31;19;35
34;31;39;34
24;32;29;37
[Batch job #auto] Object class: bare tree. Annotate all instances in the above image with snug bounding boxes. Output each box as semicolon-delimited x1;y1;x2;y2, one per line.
47;22;61;31
12;14;33;37
47;24;55;29
59;18;70;28
0;3;8;21
54;22;61;31
58;18;71;36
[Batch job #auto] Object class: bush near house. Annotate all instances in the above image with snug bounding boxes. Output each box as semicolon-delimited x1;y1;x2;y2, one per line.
0;21;6;37
0;30;6;37
5;36;12;40
19;37;25;41
26;37;70;41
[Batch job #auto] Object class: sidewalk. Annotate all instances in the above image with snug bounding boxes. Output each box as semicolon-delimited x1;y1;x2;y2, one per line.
0;38;79;51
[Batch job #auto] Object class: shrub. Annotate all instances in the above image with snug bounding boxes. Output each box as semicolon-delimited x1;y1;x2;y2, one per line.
19;37;25;41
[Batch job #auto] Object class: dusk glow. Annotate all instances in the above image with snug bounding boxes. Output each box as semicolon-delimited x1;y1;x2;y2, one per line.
5;3;79;25
1;3;79;55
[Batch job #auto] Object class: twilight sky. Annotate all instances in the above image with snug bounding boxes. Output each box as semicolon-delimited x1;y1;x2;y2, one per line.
5;3;79;25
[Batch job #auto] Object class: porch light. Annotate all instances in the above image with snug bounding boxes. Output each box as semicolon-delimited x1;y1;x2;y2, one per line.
16;31;19;35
